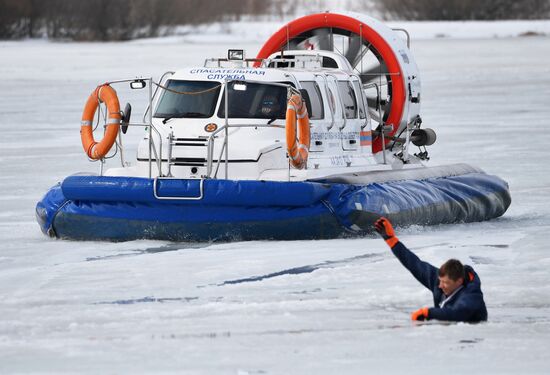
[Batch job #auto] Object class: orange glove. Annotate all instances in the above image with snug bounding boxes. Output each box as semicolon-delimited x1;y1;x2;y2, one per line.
374;217;399;248
411;307;429;321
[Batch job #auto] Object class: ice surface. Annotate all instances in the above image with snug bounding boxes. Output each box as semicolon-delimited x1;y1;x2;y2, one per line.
1;22;550;373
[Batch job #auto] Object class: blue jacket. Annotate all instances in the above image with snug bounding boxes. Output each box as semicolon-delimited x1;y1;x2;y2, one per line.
391;241;488;322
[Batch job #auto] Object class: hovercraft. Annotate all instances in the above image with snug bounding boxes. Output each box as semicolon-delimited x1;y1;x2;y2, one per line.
36;11;511;242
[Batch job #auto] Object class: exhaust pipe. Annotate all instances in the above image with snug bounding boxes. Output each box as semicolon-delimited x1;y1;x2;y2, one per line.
411;128;436;146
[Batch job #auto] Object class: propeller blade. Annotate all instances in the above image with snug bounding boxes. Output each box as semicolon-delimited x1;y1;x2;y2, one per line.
368;106;390;123
286;38;305;51
365;93;391;123
312;28;331;51
368;107;381;123
360;62;388;84
366;96;379;110
352;42;372;69
345;34;362;65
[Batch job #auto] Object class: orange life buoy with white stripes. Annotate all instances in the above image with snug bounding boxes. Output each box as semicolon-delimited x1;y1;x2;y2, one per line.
285;94;310;169
80;84;121;160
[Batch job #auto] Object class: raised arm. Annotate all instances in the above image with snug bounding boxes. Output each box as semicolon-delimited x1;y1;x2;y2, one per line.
374;217;439;290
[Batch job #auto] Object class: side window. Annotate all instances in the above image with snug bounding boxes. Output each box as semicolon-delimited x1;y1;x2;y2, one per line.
352;80;366;119
300;81;324;120
338;81;358;119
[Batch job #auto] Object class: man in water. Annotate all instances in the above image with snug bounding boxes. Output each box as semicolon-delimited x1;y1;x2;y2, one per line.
374;217;488;322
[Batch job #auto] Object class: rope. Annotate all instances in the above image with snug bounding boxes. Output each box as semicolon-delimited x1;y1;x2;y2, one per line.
153;81;222;96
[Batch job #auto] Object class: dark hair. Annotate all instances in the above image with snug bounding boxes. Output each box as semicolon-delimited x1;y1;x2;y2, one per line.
439;259;465;281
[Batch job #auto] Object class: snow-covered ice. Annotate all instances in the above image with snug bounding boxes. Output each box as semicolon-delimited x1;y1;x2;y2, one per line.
1;21;550;373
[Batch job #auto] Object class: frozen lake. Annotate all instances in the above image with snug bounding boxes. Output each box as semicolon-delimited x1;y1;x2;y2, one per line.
1;33;550;373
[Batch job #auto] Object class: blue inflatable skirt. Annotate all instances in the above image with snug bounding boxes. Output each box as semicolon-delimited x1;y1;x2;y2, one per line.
35;164;511;242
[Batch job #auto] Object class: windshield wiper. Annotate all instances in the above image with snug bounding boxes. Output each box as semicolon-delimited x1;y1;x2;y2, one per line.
267;117;278;125
160;113;208;123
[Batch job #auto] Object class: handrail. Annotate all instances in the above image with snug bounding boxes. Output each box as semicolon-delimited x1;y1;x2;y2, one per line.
204;57;264;68
99;77;164;178
206;122;286;179
105;78;297;181
314;73;335;130
149;124;163;177
213;139;227;179
118;120;163;175
392;28;411;48
350;75;370;129
363;81;388;164
205;79;297;179
325;73;347;130
224;79;229;179
153;177;204;200
166;132;174;177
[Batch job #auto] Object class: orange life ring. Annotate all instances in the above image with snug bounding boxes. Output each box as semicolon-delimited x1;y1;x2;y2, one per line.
285;94;310;169
80;84;121;160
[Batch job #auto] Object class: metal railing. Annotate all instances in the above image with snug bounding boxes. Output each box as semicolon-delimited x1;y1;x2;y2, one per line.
100;76;298;181
116;77;297;182
204;122;285;179
99;77;164;178
203;79;297;179
96;77;304;202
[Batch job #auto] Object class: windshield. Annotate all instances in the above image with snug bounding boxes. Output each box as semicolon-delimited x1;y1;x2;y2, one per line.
154;80;221;119
217;81;288;119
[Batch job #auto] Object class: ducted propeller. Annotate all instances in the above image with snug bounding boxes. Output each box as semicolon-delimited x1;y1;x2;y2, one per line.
284;27;393;127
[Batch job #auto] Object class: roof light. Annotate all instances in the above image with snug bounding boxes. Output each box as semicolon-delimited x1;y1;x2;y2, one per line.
233;82;247;91
228;49;245;61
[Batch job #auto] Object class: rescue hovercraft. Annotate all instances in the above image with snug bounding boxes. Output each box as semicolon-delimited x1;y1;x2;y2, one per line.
36;11;511;242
